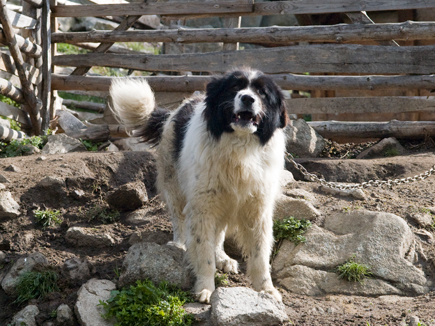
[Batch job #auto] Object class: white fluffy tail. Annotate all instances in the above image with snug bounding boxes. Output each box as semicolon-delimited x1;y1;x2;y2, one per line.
109;78;155;133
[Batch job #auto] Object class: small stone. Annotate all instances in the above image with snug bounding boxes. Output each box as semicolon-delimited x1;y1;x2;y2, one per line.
409;213;433;228
0;191;21;220
280;170;294;188
71;189;85;199
106;182;148;211
36;156;47;161
63;257;92;285
65;227;116;248
409;316;420;326
0;183;5;190
0;250;5;263
4;164;21;172
183;303;211;325
56;304;74;326
21;144;40;156
10;305;39;326
125;208;154;226
356;137;405;159
0;174;10;183
319;184;367;200
37;176;66;188
41;134;86;154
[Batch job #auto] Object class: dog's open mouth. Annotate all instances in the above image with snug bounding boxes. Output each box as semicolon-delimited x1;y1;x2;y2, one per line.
232;111;260;126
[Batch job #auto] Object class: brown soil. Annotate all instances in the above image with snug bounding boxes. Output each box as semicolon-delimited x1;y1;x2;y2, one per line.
0;140;435;326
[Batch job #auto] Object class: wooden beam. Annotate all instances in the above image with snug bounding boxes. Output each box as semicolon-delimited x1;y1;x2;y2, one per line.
0;125;27;141
51;74;435;92
52;0;253;17
62;99;105;112
53;44;435;75
0;0;41;134
287;97;435;115
5;8;38;29
0;78;24;104
22;0;43;8
70;13;146;76
51;21;435;45
0;52;41;85
0;29;42;57
41;0;52;133
0;101;32;126
308;120;435;140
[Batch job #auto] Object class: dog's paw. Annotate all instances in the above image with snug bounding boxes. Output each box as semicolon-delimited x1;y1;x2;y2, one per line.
196;289;213;304
261;287;282;302
216;253;238;274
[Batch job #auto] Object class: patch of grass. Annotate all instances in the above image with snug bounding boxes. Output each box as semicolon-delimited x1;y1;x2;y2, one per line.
99;279;194;326
58;91;105;104
34;209;62;228
0;94;20;108
0;136;47;158
84;205;120;224
273;216;311;245
57;43;89;55
215;272;229;287
14;267;59;304
336;255;372;283
384;148;400;157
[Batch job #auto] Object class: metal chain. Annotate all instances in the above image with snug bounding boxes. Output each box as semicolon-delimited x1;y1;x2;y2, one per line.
285;151;435;190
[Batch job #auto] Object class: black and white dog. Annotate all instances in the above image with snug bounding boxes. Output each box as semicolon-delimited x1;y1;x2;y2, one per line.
110;69;288;303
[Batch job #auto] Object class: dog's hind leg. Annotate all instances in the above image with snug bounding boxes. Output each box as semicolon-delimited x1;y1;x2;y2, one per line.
215;227;238;274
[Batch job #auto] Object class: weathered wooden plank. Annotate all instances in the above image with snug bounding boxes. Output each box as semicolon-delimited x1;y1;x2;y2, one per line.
5;8;37;29
0;28;42;57
52;0;253;17
308;120;435;140
51;74;435;92
0;125;27;141
41;0;52;132
51;21;435;45
287;97;435;115
53;44;435;74
0;77;24;104
62;99;105;112
0;52;41;85
254;1;435;16
22;0;44;8
0;101;32;126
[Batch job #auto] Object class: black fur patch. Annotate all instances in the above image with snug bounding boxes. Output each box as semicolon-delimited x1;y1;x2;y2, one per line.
172;97;201;161
134;108;170;146
203;70;288;145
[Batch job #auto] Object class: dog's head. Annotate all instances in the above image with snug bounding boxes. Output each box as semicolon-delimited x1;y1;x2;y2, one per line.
203;69;288;145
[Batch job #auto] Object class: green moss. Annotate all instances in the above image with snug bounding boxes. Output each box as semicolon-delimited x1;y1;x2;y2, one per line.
273;216;311;245
0;136;47;158
99;279;194;326
84;205;120;224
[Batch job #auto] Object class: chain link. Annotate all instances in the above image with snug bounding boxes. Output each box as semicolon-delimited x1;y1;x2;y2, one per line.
285;151;435;190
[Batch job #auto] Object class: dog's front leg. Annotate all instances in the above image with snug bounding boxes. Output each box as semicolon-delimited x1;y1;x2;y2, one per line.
242;215;282;302
185;210;217;303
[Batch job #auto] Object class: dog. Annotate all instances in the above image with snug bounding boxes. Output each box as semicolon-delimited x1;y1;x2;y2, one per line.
109;68;288;303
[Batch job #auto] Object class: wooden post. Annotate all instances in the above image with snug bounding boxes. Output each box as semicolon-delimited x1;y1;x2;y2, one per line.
41;0;52;133
0;0;41;135
222;16;241;51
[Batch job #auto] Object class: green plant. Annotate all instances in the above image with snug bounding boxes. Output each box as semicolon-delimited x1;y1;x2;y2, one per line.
84;205;120;224
14;267;59;304
50;309;57;318
80;139;102;152
273;216;311;246
34;209;62;228
0;136;47;158
57;43;89;55
0;95;20;108
336;255;372;282
99;279;194;326
215;272;229;287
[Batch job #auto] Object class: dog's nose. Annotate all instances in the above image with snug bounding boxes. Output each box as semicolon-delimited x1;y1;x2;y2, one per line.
241;94;255;105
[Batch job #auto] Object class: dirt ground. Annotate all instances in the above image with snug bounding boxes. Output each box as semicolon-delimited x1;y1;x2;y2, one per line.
0;139;435;326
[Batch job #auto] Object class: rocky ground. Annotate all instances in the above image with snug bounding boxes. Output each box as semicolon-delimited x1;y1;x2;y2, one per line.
0;135;435;325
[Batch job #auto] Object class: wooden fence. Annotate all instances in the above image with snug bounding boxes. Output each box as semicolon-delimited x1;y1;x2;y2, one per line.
3;0;435;141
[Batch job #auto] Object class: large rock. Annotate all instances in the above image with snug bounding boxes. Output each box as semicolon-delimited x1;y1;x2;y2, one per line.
274;194;320;221
210;287;288;326
9;305;39;326
41;134;86;154
273;210;428;296
1;252;48;295
63;257;92;286
0;191;20;220
65;227;116;248
57;304;75;326
284;119;325;158
75;279;116;326
356;137;405;159
118;242;193;290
